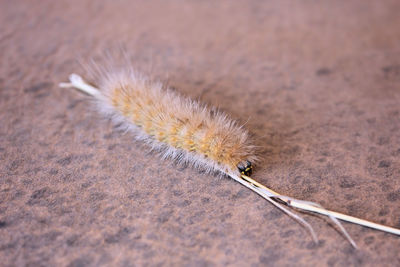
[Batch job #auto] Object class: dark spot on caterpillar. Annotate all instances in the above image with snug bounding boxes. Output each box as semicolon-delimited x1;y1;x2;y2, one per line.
316;68;332;76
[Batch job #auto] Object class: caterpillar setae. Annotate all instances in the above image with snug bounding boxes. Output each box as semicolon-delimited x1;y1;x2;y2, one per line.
60;62;400;248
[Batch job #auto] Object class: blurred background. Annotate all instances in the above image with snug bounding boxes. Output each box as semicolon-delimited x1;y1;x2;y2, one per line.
1;1;400;266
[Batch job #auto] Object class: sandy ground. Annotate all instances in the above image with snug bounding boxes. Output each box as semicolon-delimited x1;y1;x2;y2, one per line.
1;1;400;266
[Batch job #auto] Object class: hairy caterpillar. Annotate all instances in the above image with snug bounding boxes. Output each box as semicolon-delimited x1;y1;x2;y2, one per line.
60;63;400;248
82;68;256;177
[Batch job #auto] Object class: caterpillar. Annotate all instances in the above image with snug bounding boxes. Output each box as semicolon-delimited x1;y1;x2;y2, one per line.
75;67;257;178
60;63;400;248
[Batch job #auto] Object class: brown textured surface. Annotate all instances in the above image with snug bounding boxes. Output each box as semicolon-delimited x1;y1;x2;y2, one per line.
1;1;400;266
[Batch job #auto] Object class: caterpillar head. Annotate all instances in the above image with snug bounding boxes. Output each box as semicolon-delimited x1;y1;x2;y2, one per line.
238;160;253;176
